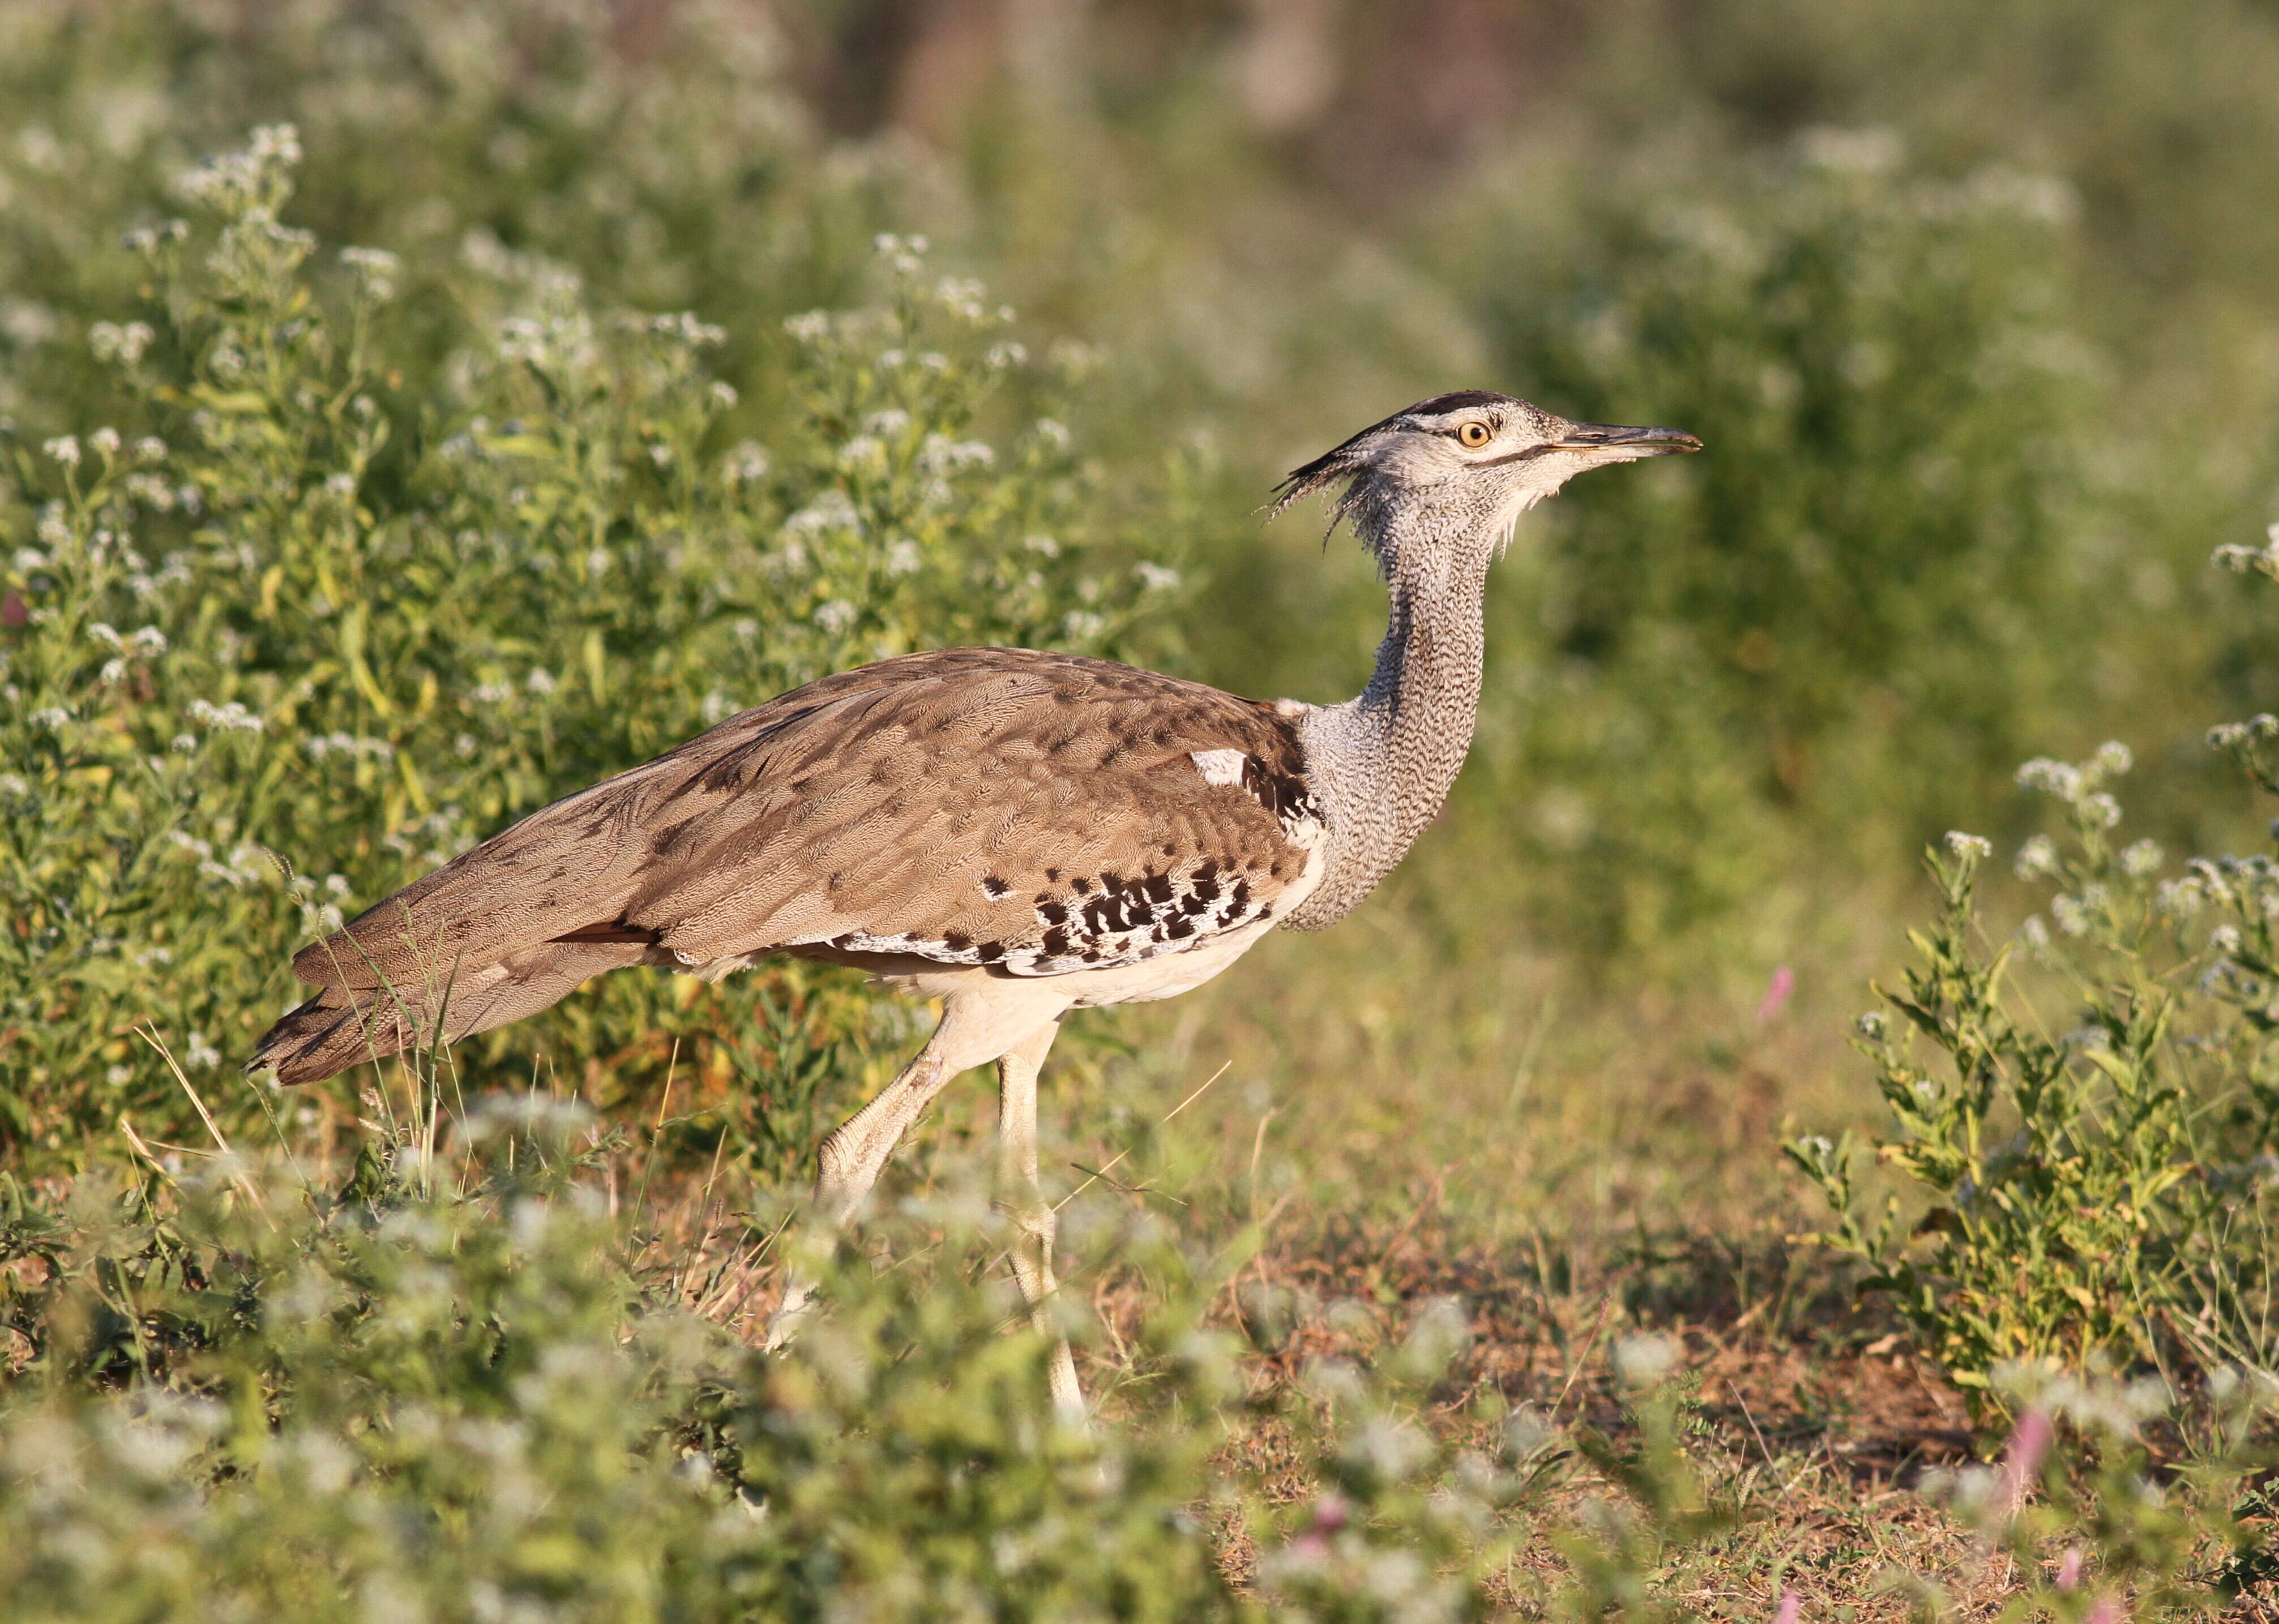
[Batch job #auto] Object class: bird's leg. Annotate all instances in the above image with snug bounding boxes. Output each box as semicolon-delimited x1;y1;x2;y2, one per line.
995;1018;1084;1420
761;1025;956;1352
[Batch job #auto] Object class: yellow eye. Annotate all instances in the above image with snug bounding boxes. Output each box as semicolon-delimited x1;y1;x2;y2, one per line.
1456;421;1492;449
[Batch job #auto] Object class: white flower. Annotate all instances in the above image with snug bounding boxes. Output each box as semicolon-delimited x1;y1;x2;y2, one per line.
186;1032;221;1071
1024;533;1060;558
884;539;921;576
524;668;556;696
134;436;166;464
130;626;168;655
1944;830;1992;860
250;123;302;166
700;690;736;725
2092;740;2133;777
2020;915;2052;947
2119;838;2163;878
187;699;263;734
325;471;356;497
2083;792;2122;829
121;220;188;254
783;490;860;535
934;276;987;319
2014;834;2060;880
87;427;121;459
916;435;994;474
2211;923;2244;957
1135;562;1182;592
1032;417;1071;451
2050;894;2090;936
90;321;156;365
1854;1011;1887;1039
648;312;724;346
0;773;27;797
814;599;856;636
106;1065;132;1087
339;245;400;299
782;310;830;344
2154;878;2203;918
42;435;79;468
707;380;738;410
31;706;71;730
2016;757;2080;799
88;622;123;650
1062;610;1105;642
2214;529;2279;575
724;442;770;485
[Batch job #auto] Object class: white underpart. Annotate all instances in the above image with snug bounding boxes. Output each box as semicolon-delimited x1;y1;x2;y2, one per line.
1190;748;1247;786
883;838;1324;1014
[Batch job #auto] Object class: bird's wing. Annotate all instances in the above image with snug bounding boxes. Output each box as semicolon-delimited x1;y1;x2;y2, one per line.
294;648;1321;996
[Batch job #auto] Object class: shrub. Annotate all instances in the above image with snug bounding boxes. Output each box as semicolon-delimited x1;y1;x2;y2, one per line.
12;1125;2267;1620
1789;530;2279;1404
1443;145;2105;953
0;1104;1638;1623
0;128;1186;1165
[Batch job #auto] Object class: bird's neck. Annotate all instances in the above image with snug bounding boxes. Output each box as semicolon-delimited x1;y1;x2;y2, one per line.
1284;520;1491;931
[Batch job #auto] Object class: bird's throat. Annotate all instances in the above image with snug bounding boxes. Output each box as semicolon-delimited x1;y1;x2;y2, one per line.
1282;537;1490;932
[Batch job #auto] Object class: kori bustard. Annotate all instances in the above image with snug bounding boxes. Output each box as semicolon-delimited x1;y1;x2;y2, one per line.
251;392;1698;1413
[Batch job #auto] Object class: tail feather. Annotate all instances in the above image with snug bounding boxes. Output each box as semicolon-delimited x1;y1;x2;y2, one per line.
247;940;649;1086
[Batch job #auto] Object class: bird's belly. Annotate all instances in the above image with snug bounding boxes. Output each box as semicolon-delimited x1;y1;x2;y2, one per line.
835;837;1322;1010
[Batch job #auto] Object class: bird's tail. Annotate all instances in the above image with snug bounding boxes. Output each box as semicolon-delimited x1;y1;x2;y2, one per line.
247;937;652;1087
247;985;416;1088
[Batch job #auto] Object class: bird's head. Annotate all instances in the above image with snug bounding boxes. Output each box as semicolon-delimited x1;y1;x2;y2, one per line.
1271;391;1700;573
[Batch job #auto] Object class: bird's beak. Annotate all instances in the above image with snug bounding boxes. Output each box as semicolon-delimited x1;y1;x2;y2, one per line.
1554;422;1703;460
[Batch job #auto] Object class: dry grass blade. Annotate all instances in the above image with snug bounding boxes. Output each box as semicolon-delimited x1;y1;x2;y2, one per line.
1056;1060;1231;1213
135;1025;271;1221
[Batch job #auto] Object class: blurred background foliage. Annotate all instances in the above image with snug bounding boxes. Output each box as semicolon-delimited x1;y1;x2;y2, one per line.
3;0;2279;1184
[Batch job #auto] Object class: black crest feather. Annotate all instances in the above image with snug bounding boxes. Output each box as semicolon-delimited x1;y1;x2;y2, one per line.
1266;390;1521;538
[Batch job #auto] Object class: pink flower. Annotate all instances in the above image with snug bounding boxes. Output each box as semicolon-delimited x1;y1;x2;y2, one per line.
1287;1492;1349;1558
1772;1589;1802;1624
2083;1594;2124;1624
2056;1548;2084;1591
1756;965;1796;1025
1998;1407;2053;1515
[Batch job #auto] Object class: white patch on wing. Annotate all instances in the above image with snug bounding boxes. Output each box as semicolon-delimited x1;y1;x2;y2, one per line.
1191;748;1247;786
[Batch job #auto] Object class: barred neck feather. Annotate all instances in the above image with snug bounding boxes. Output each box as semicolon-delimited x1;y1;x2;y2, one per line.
1281;504;1497;931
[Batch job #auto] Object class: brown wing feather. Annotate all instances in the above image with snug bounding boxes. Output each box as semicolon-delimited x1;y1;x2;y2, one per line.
253;649;1314;1083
